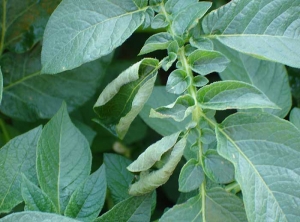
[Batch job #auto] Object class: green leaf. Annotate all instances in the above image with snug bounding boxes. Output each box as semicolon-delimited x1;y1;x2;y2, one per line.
151;14;169;29
139;32;173;55
166;69;190;95
214;41;291;118
165;0;198;15
193;76;209;88
41;0;146;74
133;0;148;8
94;58;159;139
189;37;213;51
0;67;2;104
203;150;234;184
128;137;187;196
0;45;112;122
178;159;204;193
160;188;247;222
172;2;212;36
127;132;180;172
150;95;195;122
188;50;230;75
140;86;190;136
216;112;300;221
202;0;300;68
0;127;42;214
73;120;97;146
142;8;154;29
37;102;92;214
64;165;106;222
290;107;300;130
0;212;80;222
21;175;56;213
0;0;61;53
94;193;152;222
103;154;133;204
162;52;177;71
197;80;279;110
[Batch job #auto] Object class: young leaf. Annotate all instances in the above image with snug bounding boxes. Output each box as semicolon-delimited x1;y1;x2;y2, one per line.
21;175;56;213
142;8;154;29
94;193;152;222
290;107;300;130
202;0;300;68
189;37;213;51
37;102;92;214
128;137;187;196
41;0;146;74
178;159;204;193
127;132;181;172
203;150;234;184
162;52;177;71
193;75;209;87
0;0;61;53
151;14;169;29
94;58;159;139
171;2;212;36
215;41;291;118
104;154;133;204
133;0;148;8
139;32;173;55
165;0;198;15
0;46;112;122
64;165;106;222
197;80;279;110
188;50;230;75
150;94;195;122
216;112;300;221
0;126;42;214
166;69;190;95
0;212;80;222
160;188;247;222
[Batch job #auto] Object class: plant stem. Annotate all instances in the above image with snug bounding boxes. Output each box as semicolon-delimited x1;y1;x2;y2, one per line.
0;0;7;56
225;181;241;194
0;119;10;143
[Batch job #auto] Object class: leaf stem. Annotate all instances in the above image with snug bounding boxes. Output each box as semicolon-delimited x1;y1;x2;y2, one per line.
201;182;206;222
225;181;241;194
0;0;6;56
0;118;10;143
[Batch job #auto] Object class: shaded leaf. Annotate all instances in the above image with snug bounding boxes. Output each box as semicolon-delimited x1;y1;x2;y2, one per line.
127;132;180;172
166;69;190;95
197;80;279;110
202;0;300;68
37;103;92;214
0;212;80;222
65;165;106;222
217;112;300;221
215;41;291;118
94;58;159;139
0;67;2;104
179;159;204;192
103;154;133;204
188;50;230;75
94;193;152;222
128;137;186;196
133;0;148;8
21;175;56;213
0;127;42;214
0;45;112;122
41;0;146;74
290;107;300;130
73;120;97;146
139;32;173;55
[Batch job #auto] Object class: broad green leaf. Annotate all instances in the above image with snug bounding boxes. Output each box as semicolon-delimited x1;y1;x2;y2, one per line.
41;0;146;74
0;67;2;104
0;212;80;222
188;50;230;75
0;0;61;53
172;2;212;36
139;32;173;55
215;41;291;118
94;58;159;139
128;137;186;196
165;0;198;15
203;150;234;184
216;112;300;221
139;86;190;135
179;159;204;192
104;154;133;204
193;76;209;87
0;126;42;213
202;0;300;68
290;107;300;130
127;132;180;172
166;69;190;95
160;188;247;222
94;193;152;222
37;103;92;214
150;95;195;122
65;165;106;222
21;175;56;213
197;80;279;110
0;45;112;122
151;14;169;29
189;37;213;51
